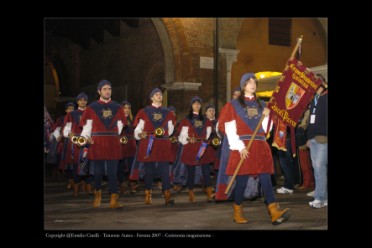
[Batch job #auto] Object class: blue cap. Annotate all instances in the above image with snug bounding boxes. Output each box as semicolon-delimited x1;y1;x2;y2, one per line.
205;104;215;112
240;73;256;89
149;88;162;99
190;96;203;107
97;79;112;91
65;102;74;110
168;106;176;112
121;100;131;106
76;92;88;101
233;86;241;92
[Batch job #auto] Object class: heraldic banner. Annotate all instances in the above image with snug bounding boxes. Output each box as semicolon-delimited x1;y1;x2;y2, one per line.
267;57;323;128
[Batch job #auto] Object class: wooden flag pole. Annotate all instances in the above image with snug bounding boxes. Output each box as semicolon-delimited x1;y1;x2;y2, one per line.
224;35;304;195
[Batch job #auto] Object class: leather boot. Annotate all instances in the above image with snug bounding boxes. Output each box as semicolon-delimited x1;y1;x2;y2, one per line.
206;187;214;202
188;189;196;203
67;178;74;190
233;204;248;224
110;193;123;209
86;183;93;196
145;189;152;205
120;183;127;195
73;183;79;196
173;184;182;193
267;202;290;225
164;189;174;207
130;181;138;194
93;190;101;208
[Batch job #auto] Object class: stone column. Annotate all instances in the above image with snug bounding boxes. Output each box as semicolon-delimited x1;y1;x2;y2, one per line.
219;48;239;102
161;82;202;119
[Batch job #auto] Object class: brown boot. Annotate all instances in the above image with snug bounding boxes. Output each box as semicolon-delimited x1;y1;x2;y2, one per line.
145;189;152;205
120;183;127;195
110;193;123;209
188;189;196;203
233;204;248;224
73;183;80;196
173;184;182;193
267;202;290;225
86;183;93;196
130;181;138;194
93;190;101;208
164;189;174;207
206;187;214;202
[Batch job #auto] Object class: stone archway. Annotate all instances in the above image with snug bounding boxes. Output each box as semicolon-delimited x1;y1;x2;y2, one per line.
44;57;60;116
151;18;174;84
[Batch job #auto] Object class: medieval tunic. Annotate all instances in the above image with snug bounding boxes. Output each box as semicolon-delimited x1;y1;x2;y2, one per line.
52;115;69;170
63;108;85;164
121;117;137;158
204;118;221;170
178;114;213;165
52;116;66;157
218;97;273;176
170;121;180;163
79;99;126;160
134;105;176;162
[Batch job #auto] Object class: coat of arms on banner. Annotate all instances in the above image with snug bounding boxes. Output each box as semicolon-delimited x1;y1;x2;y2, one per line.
285;82;305;110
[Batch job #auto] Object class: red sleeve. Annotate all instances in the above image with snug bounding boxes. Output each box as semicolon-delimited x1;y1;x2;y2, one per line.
177;118;187;134
205;118;212;128
117;106;127;127
217;102;235;133
168;110;176;127
79;107;93;128
64;113;72;124
133;109;145;127
51;117;61;131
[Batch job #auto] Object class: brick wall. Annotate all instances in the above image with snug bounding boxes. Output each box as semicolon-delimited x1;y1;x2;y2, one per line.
45;18;326;120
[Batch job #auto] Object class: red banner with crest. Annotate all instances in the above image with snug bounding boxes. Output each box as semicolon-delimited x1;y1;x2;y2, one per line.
267;57;323;128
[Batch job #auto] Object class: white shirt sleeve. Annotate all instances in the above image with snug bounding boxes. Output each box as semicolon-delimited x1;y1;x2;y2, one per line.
117;120;124;135
134;119;145;140
63;122;72;138
225;120;245;152
80;119;93;139
215;121;221;138
261;115;273;133
168;120;174;137
179;126;189;145
206;126;212;140
53;126;61;140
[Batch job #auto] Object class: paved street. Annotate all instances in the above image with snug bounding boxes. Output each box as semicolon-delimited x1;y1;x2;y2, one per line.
44;176;327;231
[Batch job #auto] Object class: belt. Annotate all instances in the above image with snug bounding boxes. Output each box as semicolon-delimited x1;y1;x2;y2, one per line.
239;135;266;141
92;132;119;137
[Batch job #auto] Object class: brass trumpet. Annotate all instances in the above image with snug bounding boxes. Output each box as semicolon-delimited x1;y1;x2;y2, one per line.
170;136;178;143
120;136;128;144
71;135;79;144
155;127;165;137
77;136;87;147
148;127;165;137
187;136;221;147
211;137;221;148
187;137;205;142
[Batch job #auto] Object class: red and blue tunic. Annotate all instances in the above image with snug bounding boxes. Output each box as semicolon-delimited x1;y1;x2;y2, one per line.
64;108;85;164
178;115;214;166
80;100;126;160
218;98;273;176
121;117;137;158
134;105;176;162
